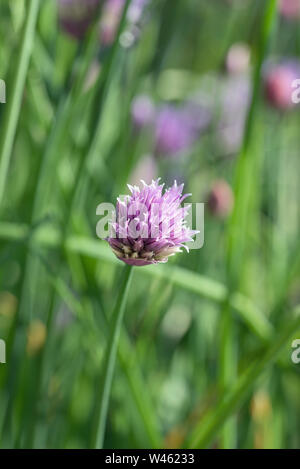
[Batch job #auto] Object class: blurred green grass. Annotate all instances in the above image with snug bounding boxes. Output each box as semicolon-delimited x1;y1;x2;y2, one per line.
0;0;300;449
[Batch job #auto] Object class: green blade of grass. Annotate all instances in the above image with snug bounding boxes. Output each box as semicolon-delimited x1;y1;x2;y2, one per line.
220;0;278;448
227;0;279;274
0;0;40;208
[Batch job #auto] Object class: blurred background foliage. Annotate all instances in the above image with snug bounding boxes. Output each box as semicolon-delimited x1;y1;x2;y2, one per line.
0;0;299;449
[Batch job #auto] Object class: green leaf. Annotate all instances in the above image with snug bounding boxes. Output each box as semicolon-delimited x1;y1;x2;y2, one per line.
0;0;40;207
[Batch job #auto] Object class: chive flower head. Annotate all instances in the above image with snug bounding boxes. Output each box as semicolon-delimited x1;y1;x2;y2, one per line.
107;179;197;266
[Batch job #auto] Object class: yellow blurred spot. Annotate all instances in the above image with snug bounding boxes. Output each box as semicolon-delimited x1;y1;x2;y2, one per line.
164;427;185;449
26;320;47;356
0;291;17;318
251;390;271;422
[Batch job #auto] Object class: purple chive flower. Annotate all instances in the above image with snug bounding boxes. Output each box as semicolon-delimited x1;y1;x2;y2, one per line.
279;0;300;19
107;179;197;266
155;107;191;156
131;95;155;129
180;99;212;135
58;0;101;39
264;60;300;110
154;104;209;158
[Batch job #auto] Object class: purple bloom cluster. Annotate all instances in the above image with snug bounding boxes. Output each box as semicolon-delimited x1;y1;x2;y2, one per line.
154;106;199;157
58;0;101;39
107;179;197;266
131;96;211;158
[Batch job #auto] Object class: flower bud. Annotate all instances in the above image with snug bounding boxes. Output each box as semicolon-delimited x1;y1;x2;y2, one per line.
264;61;300;110
207;180;234;218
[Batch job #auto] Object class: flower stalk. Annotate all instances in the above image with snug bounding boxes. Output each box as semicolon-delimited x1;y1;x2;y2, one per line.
90;264;133;449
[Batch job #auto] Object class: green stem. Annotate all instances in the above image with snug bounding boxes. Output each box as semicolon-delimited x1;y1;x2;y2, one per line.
90;264;133;449
220;0;278;448
0;0;40;208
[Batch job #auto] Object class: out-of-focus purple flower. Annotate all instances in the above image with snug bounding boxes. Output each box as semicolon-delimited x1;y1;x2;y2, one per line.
107;179;197;266
207;180;234;218
155;107;195;157
58;0;101;39
279;0;300;19
101;0;149;46
154;103;210;158
218;75;251;154
181;100;212;135
131;95;155;129
264;60;300;110
226;43;251;75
